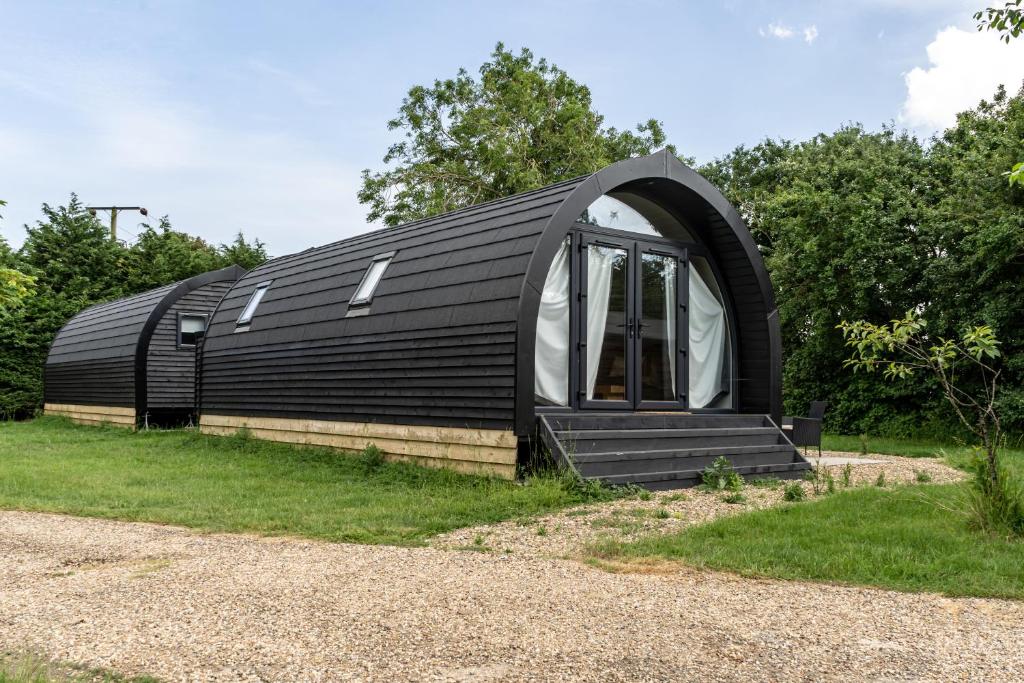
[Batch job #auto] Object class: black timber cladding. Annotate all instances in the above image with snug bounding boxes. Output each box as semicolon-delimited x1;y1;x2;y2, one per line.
199;179;586;430
146;281;235;409
45;266;246;415
200;149;784;435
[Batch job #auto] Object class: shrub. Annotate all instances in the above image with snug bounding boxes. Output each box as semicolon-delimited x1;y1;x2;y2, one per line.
701;456;744;492
722;492;746;505
841;463;853;488
357;443;386;473
875;471;886;487
915;470;933;484
967;452;1024;536
783;482;805;502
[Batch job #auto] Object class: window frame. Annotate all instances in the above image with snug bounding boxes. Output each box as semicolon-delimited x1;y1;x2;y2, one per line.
176;312;209;349
348;251;396;307
235;280;273;330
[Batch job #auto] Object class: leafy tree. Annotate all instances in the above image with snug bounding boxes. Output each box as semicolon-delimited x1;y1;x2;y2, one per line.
698;139;794;252
0;199;35;311
217;231;268;271
123;218;226;292
122;221;266;292
841;311;1022;535
704;127;934;435
975;1;1024;43
924;84;1024;431
360;43;674;226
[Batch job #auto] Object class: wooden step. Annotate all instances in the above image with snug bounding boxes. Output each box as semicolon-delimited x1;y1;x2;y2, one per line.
574;445;799;477
544;413;771;432
557;427;783;453
536;413;809;491
593;461;812;490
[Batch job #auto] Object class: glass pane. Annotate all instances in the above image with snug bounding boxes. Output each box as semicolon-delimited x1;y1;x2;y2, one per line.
586;245;628;401
180;315;206;334
579;195;659;235
640;253;677;402
353;257;391;302
237;285;269;325
689;257;729;408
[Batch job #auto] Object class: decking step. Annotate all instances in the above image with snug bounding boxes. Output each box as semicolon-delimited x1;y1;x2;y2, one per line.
556;427;784;453
536;412;810;491
593;461;812;490
544;413;770;432
573;445;799;477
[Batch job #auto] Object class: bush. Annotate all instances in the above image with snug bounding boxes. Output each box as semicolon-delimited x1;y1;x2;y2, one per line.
701;456;743;492
357;443;386;473
783;482;805;502
968;453;1024;536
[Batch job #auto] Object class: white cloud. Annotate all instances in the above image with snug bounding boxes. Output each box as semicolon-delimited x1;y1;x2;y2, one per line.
901;26;1024;131
762;22;795;39
759;22;818;44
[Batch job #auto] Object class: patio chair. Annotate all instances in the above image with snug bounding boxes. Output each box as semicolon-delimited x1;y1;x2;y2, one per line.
782;401;829;457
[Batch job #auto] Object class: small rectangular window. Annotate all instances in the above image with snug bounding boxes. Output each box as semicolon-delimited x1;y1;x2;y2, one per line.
178;313;207;348
236;281;272;327
350;252;394;306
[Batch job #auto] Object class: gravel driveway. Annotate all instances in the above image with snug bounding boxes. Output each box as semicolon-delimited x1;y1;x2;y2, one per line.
3;502;1023;682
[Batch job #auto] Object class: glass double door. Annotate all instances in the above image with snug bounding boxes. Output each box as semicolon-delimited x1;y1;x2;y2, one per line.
579;235;687;410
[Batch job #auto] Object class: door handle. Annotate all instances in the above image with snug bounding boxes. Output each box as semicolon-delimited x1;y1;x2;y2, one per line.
627;317;634;338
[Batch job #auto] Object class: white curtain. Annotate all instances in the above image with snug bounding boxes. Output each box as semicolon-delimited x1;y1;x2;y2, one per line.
665;260;677;390
534;240;571;405
688;267;726;408
586;246;617;399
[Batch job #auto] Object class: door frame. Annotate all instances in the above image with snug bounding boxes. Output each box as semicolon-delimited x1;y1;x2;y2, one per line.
576;232;690;411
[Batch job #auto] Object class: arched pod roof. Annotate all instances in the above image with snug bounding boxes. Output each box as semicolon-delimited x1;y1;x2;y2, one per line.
45;265;247;416
514;150;781;431
199;150;781;434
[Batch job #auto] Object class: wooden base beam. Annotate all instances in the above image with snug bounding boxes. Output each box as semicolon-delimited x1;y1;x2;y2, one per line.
44;403;136;429
199;414;518;479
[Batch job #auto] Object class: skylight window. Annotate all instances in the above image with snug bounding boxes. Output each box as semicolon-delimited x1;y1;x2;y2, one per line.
350;252;394;306
236;281;272;327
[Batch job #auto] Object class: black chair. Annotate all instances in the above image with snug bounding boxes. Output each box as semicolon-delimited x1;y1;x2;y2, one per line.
782;401;829;457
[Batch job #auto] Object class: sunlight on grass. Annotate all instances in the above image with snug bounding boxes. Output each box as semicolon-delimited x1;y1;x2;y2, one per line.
0;417;591;545
589;485;1024;599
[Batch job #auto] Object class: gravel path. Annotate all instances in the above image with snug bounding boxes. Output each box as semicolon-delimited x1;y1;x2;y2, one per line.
4;478;1023;682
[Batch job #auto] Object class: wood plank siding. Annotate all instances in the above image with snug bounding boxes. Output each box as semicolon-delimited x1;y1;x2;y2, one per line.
147;281;234;409
199;178;586;433
44;266;246;423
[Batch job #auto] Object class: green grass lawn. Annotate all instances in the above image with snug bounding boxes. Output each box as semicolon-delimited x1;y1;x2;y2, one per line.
0;417;590;546
590;436;1024;599
823;433;1024;471
589;484;1024;599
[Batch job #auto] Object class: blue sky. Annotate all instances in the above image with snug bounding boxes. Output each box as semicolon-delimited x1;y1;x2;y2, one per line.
2;0;1022;254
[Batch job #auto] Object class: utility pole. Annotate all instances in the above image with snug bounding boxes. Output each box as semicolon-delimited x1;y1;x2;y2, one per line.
86;206;148;242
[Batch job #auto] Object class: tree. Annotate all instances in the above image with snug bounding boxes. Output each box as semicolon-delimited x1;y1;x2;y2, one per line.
360;43;674;226
924;84;1024;434
840;311;1022;535
975;1;1024;43
218;231;268;271
974;2;1024;187
0;199;35;311
123;221;267;292
706;127;933;435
